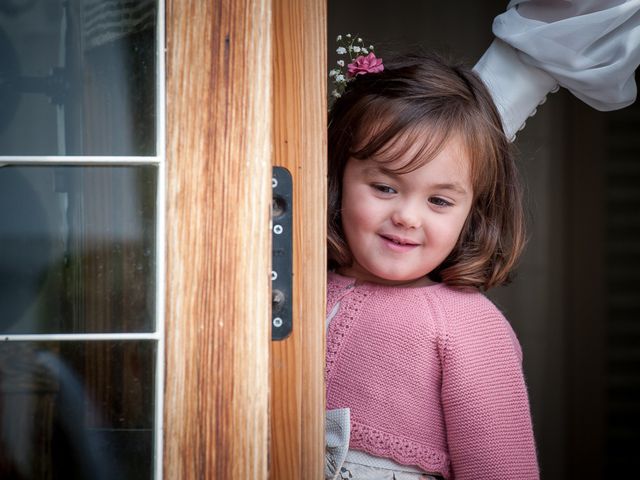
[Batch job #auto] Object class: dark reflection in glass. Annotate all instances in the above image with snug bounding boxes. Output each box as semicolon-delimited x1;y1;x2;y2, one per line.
0;165;157;333
0;0;157;155
0;341;155;480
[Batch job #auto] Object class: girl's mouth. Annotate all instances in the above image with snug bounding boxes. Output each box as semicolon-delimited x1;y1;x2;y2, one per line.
379;234;420;251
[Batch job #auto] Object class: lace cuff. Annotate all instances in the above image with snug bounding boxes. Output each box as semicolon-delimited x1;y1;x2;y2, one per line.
473;38;558;141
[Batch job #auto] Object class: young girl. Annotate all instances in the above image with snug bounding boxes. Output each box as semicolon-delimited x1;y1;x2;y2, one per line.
325;53;539;479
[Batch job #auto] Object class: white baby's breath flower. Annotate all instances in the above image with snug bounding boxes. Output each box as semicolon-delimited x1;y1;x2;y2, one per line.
329;35;381;109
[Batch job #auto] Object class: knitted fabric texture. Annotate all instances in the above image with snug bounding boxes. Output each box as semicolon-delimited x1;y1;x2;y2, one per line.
326;272;539;479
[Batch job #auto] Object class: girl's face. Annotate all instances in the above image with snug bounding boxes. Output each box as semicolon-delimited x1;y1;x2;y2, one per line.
339;135;473;286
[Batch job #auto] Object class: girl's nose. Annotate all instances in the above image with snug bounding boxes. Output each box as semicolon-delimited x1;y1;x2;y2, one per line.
390;202;421;229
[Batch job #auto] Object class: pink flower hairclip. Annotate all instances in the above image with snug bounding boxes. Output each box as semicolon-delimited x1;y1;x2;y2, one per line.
348;52;384;78
329;34;383;100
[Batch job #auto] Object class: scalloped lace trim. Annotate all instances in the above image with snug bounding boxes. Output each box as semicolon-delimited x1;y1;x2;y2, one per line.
325;287;370;383
350;422;450;478
327;278;345;310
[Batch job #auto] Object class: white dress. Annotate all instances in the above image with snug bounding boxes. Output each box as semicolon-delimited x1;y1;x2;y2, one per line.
474;0;640;140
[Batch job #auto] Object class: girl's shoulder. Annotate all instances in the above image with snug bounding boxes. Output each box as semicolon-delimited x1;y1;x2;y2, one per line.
327;271;507;326
428;283;502;317
428;284;523;362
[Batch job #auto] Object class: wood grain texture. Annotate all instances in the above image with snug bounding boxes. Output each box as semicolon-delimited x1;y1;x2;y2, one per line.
270;0;327;479
164;0;272;478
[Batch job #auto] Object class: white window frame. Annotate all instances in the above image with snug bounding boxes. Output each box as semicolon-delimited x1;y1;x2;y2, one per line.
0;1;166;478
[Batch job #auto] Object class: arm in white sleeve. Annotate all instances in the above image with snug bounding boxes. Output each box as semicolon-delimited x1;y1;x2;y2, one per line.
474;0;640;140
473;38;558;141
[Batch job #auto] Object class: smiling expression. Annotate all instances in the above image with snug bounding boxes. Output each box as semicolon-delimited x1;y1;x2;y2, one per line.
338;135;474;286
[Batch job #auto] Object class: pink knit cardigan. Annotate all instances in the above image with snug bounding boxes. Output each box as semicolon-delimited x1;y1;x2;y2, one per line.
326;272;539;479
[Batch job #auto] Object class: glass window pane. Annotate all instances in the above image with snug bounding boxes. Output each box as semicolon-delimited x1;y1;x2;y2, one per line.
0;165;157;333
0;341;155;480
0;0;157;156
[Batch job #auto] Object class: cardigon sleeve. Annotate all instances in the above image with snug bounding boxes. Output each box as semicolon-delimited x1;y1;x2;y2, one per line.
438;291;539;479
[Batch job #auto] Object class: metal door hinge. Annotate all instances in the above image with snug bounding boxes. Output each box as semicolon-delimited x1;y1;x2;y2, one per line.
271;167;292;340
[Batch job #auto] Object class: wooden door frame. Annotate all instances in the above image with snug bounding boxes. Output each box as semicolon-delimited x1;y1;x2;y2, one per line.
270;0;327;478
164;0;326;478
164;0;272;478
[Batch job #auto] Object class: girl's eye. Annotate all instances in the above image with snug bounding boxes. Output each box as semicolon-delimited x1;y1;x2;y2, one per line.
372;184;397;194
429;196;453;207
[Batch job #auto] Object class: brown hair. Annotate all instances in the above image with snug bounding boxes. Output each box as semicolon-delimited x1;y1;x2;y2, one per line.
328;52;525;290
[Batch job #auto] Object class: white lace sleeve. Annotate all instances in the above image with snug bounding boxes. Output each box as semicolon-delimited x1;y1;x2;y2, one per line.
474;0;640;140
